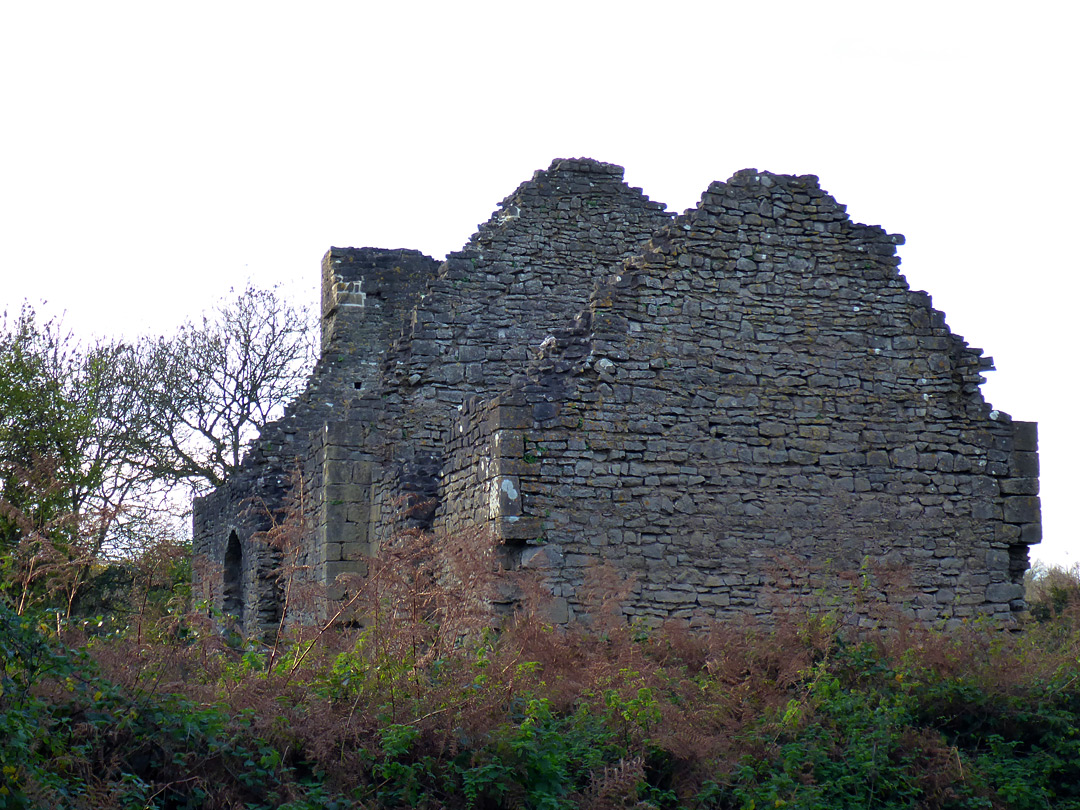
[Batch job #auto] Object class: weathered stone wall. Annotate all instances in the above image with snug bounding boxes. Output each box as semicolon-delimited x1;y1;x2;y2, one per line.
193;248;439;634
442;170;1040;627
370;158;672;537
441;393;526;545
300;418;380;600
196;159;1040;634
320;247;442;397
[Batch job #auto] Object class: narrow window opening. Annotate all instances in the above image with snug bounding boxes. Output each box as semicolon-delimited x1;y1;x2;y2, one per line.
223;531;244;626
1009;544;1030;613
1008;544;1029;586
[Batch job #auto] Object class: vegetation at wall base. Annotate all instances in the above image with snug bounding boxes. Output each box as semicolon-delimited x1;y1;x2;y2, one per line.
2;566;1079;809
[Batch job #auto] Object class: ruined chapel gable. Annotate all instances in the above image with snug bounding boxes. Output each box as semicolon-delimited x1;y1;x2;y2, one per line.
443;169;1040;627
195;159;1040;634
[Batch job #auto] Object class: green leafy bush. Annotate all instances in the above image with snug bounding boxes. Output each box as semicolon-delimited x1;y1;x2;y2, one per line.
3;567;1080;809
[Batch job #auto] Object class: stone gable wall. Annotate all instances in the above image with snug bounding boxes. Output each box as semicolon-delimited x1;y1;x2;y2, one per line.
442;170;1040;627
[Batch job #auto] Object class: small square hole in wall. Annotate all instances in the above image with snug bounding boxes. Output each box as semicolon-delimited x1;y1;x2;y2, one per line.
354;382;363;389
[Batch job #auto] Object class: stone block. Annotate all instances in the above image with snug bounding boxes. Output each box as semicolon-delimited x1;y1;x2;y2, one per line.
866;450;890;467
441;363;465;384
490;476;522;517
495;458;535;477
1009;451;1039;478
324;459;350;485
1020;523;1042;543
1000;477;1038;495
890;446;918;468
493;431;524;459
650;589;694;604
326;483;367;504
324;422;363;448
1003;496;1040;525
697;592;731;607
1012;421;1038;452
985;582;1024;603
490;406;534;431
533;402;561;420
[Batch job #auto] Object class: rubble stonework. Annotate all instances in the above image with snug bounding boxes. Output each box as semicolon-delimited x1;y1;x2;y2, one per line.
192;248;439;627
193;159;1040;634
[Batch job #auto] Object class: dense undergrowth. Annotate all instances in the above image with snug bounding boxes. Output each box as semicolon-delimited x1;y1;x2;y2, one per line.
2;559;1080;809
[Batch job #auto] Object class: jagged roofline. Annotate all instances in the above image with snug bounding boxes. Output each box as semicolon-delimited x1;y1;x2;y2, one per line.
496;157;658;217
439;157;670;274
319;160;648;367
381;157;673;363
208;160;997;487
695;170;995;413
520;169;855;376
519;166;999;414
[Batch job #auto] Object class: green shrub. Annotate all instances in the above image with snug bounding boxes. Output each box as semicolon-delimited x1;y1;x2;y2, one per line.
1026;562;1080;623
4;571;1080;809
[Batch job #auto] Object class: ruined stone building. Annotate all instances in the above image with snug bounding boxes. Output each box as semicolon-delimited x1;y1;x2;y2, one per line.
193;158;1041;633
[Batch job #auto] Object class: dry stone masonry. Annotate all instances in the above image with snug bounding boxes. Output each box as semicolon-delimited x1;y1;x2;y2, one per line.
194;158;1040;634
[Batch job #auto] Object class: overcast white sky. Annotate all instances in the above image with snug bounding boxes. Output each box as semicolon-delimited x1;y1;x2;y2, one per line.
2;1;1075;567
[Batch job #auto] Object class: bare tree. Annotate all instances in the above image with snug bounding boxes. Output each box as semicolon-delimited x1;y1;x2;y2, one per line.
134;284;315;492
1;288;313;614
